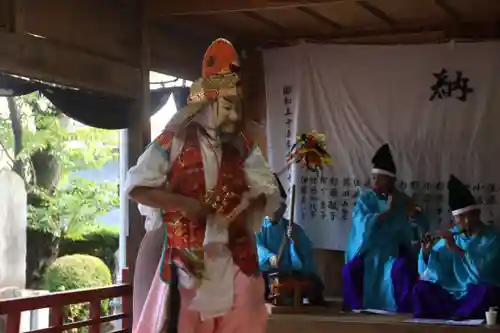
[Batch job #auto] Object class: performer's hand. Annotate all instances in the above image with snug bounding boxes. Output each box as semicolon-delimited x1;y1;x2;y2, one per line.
269;255;279;268
213;214;231;229
205;243;229;259
249;193;267;210
179;196;213;221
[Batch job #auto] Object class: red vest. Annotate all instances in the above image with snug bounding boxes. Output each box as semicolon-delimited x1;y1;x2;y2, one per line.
154;125;259;281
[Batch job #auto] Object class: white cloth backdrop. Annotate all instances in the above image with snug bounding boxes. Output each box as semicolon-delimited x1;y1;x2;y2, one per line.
264;42;500;251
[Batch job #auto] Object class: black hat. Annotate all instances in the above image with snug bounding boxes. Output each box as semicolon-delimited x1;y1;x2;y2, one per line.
274;174;287;199
447;174;478;216
371;144;396;177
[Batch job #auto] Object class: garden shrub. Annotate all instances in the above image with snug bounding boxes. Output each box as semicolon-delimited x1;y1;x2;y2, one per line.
27;226;119;289
43;254;113;332
59;226;119;275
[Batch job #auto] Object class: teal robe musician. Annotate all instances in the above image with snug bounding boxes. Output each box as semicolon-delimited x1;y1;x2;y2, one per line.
412;174;500;320
342;144;429;313
256;174;325;305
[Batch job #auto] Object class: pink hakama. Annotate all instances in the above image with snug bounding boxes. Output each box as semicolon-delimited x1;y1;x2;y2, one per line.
133;263;268;333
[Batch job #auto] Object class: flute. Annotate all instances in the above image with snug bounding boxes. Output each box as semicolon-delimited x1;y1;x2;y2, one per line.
411;229;466;245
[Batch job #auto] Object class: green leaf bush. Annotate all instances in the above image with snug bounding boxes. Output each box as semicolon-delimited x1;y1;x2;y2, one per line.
43;254;113;332
44;254;112;291
26;226;119;288
59;226;120;276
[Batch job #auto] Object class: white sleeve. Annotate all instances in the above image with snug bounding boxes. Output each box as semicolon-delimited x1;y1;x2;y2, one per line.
124;143;171;195
243;145;281;232
124;142;171;232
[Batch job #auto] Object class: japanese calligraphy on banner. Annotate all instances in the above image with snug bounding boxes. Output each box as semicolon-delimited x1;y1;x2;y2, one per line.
263;42;500;251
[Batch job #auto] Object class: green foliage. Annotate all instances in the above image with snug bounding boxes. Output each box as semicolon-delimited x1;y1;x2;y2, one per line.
44;254;112;291
0;93;120;236
60;226;120;274
1;93;120;289
68;225;120;241
43;254;113;332
28;176;120;236
63;127;119;172
2;94;119;172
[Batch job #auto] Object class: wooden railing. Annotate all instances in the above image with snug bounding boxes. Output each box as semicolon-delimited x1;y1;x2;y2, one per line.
0;269;133;333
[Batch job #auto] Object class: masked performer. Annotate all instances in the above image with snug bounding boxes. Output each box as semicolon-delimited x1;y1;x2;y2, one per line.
343;144;428;312
412;174;500;320
124;38;281;333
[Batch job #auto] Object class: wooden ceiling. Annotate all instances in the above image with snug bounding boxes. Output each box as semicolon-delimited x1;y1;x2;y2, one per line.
151;0;500;47
0;0;207;95
1;0;499;98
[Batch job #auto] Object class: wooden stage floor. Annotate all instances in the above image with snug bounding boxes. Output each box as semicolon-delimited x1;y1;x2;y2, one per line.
266;304;498;333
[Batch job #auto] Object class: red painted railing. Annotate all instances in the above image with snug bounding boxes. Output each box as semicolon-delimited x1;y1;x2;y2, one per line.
0;269;133;333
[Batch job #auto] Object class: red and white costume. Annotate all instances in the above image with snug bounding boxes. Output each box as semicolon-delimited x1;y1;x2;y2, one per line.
124;38;280;333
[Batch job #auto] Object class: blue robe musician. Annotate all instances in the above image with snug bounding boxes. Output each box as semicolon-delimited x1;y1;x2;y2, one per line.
343;144;429;312
412;174;500;319
256;174;325;305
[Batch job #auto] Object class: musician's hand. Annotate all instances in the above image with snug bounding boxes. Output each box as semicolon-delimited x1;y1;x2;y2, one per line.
377;194;394;223
421;233;434;254
287;225;293;240
406;201;420;220
440;230;459;251
269;255;279;268
386;194;394;212
446;219;455;229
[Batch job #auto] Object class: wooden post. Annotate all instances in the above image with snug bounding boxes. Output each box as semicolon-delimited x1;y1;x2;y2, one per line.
49;306;64;333
293;283;302;310
88;300;102;333
121;268;133;329
241;49;268;158
5;311;21;333
7;0;24;33
126;0;151;281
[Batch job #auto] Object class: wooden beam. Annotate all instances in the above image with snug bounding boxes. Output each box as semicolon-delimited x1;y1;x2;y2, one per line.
241;50;268;158
157;16;236;41
147;0;362;16
434;0;461;23
356;1;396;27
0;0;8;27
150;24;206;80
22;0;139;68
251;21;500;48
242;11;288;34
0;29;140;97
296;6;343;30
6;0;25;32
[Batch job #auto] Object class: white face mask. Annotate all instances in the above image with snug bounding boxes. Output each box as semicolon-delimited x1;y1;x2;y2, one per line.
211;96;241;134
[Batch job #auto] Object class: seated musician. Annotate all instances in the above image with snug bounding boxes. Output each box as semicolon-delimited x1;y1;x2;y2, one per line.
412;174;500;320
343;144;429;313
256;174;325;305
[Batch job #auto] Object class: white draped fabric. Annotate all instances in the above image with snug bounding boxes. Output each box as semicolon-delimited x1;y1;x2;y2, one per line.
264;41;500;251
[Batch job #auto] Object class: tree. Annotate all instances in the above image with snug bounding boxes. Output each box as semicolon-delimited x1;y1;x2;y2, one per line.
0;93;120;287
